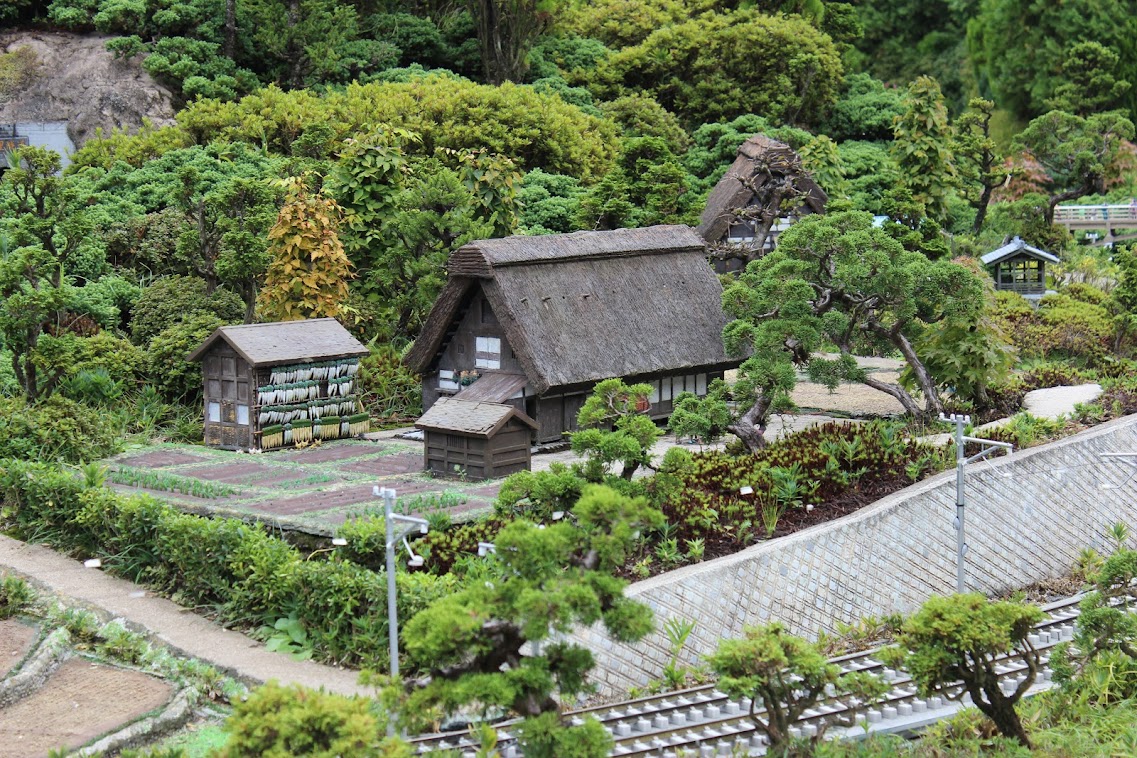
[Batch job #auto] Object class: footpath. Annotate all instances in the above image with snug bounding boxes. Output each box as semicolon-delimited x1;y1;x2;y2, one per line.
0;534;371;697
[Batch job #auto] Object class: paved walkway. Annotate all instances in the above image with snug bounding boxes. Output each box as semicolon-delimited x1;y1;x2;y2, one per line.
0;534;371;697
976;383;1104;433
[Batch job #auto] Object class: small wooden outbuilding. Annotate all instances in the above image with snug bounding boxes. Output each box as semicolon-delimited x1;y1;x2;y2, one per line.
416;397;538;479
187;318;370;451
980;237;1060;300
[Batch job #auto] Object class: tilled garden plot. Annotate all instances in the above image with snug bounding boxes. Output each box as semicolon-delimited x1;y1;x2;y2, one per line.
0;658;174;757
0;620;38;678
104;441;501;535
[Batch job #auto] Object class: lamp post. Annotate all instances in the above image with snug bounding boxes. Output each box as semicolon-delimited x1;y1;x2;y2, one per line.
939;414;1013;593
375;484;428;736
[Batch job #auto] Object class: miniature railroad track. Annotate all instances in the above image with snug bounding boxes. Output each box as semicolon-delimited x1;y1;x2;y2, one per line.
408;592;1092;756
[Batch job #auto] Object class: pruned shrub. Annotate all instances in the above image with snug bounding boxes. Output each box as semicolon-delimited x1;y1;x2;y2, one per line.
130;276;244;346
0;395;120;463
220;682;409;757
0;460;458;669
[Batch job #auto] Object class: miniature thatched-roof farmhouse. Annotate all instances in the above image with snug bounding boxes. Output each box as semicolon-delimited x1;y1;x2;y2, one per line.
697;134;827;272
187;318;369;451
405;225;738;444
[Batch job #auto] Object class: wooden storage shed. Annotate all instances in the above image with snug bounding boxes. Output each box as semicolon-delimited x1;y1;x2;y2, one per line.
187;318;370;451
416;397;538;479
980;236;1060;300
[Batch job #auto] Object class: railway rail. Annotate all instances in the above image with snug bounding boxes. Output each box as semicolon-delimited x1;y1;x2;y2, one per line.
408;592;1094;755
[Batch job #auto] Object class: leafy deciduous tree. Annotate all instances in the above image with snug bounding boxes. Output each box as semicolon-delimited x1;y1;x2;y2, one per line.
258;177;353;321
890;76;957;224
594;10;843;128
0;148;91;401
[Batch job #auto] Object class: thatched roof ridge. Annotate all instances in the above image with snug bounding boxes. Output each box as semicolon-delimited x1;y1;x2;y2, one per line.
447;225;704;277
696;134;827;242
406;226;736;392
186;318;368;366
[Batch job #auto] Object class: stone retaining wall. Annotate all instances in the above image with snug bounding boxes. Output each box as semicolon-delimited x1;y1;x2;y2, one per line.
576;414;1137;698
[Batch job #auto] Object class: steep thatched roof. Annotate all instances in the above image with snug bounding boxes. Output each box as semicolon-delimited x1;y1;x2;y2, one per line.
696;134;827;243
405;226;736;393
186;318;368;367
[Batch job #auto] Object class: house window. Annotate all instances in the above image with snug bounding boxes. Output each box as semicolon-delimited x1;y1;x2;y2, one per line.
475;336;501;370
661;377;672;402
649;380;660;404
439;369;460;391
1000;259;1042;286
696;373;707;395
727;220;755;242
208;402;221;423
237;405;249;425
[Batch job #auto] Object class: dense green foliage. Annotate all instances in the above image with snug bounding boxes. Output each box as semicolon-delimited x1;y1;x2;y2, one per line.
708;622;888;754
884;594;1044;746
402;484;660;751
0;459;459;669
3;3;1137;753
220;683;409;757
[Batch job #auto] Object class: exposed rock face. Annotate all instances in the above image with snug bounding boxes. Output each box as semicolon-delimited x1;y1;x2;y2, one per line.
0;31;176;146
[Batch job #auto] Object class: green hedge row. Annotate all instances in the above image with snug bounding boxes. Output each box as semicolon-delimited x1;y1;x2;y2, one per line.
0;459;459;669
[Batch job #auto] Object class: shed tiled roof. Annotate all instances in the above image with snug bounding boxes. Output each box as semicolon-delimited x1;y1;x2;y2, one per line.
186;318;368;367
415;397;537;437
980;237;1061;266
453;372;528;403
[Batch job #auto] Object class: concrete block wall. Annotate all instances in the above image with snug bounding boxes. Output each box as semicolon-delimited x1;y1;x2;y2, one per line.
575;414;1137;698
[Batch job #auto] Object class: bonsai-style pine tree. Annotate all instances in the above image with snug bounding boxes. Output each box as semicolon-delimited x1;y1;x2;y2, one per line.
884;594;1043;747
402;485;663;757
1054;547;1137;701
707;622;888;755
570;378;662;481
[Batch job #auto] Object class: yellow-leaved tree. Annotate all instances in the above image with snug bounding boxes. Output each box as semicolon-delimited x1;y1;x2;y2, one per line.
258;177;352;321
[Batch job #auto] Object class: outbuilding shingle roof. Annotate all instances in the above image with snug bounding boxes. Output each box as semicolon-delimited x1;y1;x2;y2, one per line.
415;397;537;437
186;318;368;367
